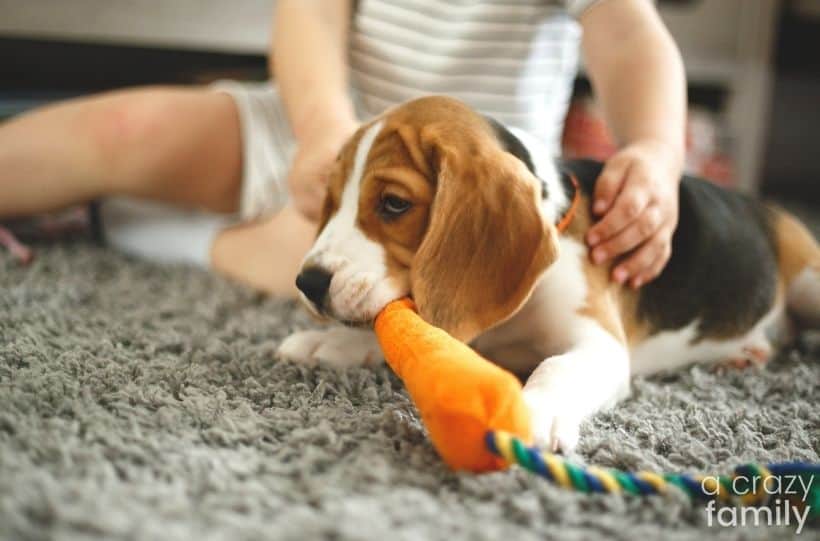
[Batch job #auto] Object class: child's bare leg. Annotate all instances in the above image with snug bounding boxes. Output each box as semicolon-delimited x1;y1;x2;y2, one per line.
0;85;315;297
0;86;242;217
211;205;317;298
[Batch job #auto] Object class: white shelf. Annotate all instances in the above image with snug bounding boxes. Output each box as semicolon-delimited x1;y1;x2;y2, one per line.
660;0;779;192
0;0;273;54
682;58;738;86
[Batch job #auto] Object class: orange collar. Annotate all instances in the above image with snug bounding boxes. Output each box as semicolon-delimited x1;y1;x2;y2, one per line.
555;173;581;233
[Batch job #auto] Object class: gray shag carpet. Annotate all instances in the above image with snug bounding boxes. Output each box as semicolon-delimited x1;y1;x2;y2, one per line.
1;240;818;541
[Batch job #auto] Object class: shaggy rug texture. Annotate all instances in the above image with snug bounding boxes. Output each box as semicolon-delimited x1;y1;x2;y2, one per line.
0;241;817;541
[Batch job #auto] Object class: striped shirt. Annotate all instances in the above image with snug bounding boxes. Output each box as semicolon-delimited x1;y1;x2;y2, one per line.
349;0;600;154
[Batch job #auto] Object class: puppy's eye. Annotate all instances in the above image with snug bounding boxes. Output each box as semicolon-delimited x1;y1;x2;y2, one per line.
379;195;412;219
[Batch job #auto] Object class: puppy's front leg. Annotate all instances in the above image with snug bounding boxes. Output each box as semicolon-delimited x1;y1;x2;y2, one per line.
523;322;630;453
277;326;383;368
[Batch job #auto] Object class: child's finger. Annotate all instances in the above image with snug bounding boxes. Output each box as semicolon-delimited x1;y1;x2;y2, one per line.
630;244;671;288
586;178;650;246
611;229;670;286
591;157;630;217
589;205;663;264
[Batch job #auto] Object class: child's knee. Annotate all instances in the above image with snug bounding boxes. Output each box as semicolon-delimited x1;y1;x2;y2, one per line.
79;88;186;190
79;88;242;209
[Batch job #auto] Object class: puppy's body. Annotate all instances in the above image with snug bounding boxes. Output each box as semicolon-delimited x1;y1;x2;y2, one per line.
279;96;819;452
479;154;797;368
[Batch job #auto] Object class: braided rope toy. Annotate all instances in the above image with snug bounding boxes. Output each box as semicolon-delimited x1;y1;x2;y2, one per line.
487;430;819;515
373;299;820;514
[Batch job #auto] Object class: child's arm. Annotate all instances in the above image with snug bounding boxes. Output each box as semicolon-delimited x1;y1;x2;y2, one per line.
579;0;686;289
272;0;359;221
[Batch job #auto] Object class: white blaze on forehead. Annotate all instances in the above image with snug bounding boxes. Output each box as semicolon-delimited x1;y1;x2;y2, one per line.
303;119;408;320
308;120;386;270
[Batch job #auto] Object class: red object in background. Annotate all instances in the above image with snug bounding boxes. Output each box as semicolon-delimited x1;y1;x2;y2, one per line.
561;98;617;162
685;108;735;187
561;97;735;187
699;154;734;188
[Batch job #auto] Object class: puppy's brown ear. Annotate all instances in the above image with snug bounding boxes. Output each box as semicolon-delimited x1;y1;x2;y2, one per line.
410;123;559;343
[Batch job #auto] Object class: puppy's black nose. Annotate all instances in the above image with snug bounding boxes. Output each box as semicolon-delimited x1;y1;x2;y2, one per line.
295;267;332;307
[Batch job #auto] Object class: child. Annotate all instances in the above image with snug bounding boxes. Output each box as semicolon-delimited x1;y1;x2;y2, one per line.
0;0;685;295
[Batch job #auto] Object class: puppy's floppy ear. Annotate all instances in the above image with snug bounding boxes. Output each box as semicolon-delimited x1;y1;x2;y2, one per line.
410;122;559;343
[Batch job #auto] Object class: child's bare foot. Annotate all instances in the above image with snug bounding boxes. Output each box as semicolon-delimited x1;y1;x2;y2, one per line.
211;205;317;297
0;206;98;265
0;225;33;264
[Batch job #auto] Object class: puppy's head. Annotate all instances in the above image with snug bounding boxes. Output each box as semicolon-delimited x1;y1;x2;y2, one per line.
296;96;559;342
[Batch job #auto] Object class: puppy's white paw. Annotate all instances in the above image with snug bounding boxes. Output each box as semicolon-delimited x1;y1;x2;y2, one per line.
276;327;383;368
523;390;582;454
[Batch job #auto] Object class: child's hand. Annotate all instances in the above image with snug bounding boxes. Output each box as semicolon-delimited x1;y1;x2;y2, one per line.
585;140;681;288
288;119;358;222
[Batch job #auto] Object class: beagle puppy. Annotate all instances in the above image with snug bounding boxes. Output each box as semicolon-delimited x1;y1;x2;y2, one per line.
278;96;820;452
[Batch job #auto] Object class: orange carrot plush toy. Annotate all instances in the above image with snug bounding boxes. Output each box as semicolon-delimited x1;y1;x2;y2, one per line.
373;298;532;472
